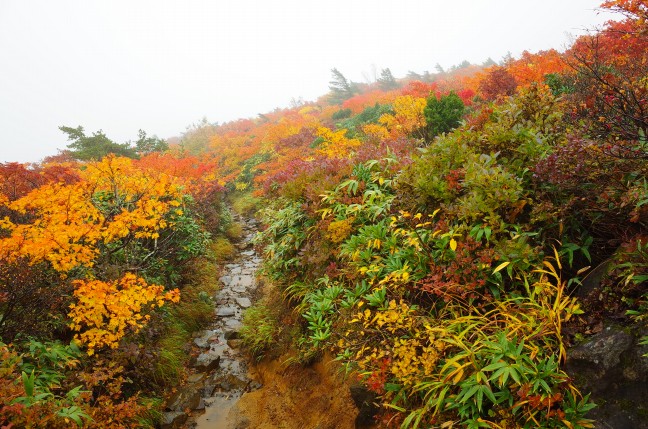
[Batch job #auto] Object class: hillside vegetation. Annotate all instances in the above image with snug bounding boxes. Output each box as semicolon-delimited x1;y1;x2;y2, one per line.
1;1;647;427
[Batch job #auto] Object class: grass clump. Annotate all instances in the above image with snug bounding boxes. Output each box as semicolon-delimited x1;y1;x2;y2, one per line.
211;236;236;261
225;222;244;241
239;302;280;360
230;192;261;217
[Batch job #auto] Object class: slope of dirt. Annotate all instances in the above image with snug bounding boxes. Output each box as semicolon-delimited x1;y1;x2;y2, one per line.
227;353;360;429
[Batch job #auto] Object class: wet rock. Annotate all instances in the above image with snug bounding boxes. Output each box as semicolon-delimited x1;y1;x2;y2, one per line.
195;397;205;411
566;324;648;429
232;285;248;293
241;250;255;257
167;386;202;411
161;411;188;429
194;330;218;349
238;276;254;288
187;373;206;384
216;306;237;317
224;329;240;340
219;275;232;286
567;324;633;388
195;352;221;372
235;297;252;308
350;384;379;428
225;319;242;331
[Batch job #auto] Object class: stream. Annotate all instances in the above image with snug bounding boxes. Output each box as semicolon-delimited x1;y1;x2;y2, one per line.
162;216;263;429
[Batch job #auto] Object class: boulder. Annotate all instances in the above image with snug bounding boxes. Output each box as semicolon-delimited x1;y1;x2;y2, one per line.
350;384;379;428
160;411;188;429
166;386;202;411
195;352;221;372
566;323;648;429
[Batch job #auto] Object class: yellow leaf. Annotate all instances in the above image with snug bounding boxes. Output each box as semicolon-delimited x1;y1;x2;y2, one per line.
449;239;457;251
493;261;510;274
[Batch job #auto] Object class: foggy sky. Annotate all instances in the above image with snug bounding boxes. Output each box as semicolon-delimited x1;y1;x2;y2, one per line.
0;0;613;163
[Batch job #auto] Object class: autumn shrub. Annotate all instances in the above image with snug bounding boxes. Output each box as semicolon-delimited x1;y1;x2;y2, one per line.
0;260;71;342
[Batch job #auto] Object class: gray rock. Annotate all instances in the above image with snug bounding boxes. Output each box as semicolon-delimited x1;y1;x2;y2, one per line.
569;326;633;372
241;250;255;256
216;306;237;317
160;411;188;429
225;319;242;331
166;386;202;411
235;297;252;308
567;324;648;429
219;275;232;286
195;352;221;372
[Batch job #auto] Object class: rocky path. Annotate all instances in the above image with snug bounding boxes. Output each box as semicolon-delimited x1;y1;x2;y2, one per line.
162;216;262;429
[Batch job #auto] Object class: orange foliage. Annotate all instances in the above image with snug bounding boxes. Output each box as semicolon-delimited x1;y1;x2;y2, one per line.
69;273;179;354
342;89;400;114
507;49;568;87
0;156;185;273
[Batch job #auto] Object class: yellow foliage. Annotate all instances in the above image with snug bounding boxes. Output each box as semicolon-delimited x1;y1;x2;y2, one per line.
379;95;427;138
362;123;390;143
315;126;361;158
68;273;180;354
326;218;355;243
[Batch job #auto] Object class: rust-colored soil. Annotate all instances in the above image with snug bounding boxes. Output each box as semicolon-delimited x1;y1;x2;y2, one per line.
227;353;360;429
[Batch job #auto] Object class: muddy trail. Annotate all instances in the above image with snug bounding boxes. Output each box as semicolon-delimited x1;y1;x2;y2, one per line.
163;215;364;429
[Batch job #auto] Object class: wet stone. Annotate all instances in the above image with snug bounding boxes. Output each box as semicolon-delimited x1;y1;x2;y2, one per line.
216;306;237;317
194;330;218;349
161;411;188;429
187;373;206;383
241;250;255;256
219;275;232;286
195;352;221;373
167;386;202;411
225;319;242;331
235;297;251;308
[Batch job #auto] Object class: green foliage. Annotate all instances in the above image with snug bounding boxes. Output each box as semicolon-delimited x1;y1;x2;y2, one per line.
337;103;394;136
423;91;465;141
331;108;352;120
255;200;313;281
328;67;357;104
378;67;399;90
59;125;138;160
134;129;168;155
211;236;236;261
230;192;261;217
0;340;90;427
